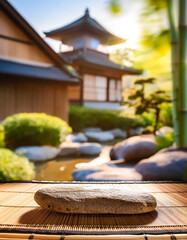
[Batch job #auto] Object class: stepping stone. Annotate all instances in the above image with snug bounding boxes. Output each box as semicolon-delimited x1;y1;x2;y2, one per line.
34;185;157;214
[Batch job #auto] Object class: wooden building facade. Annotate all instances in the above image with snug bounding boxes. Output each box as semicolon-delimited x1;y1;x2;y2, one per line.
0;1;79;122
45;9;142;109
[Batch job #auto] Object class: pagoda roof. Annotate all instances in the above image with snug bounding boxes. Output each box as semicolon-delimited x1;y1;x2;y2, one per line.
62;48;142;76
44;9;125;46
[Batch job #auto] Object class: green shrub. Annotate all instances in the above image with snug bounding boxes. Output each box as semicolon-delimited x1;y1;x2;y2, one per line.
141;112;155;126
0;148;35;180
155;131;174;151
3;113;71;148
159;103;173;127
142;125;154;134
69;106;145;132
0;125;4;148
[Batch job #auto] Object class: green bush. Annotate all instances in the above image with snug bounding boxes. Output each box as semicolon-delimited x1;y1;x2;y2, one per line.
141;112;155;126
142;125;154;134
0;148;35;180
3;113;71;148
159;103;173;127
69;106;145;132
155;131;174;151
0;125;4;148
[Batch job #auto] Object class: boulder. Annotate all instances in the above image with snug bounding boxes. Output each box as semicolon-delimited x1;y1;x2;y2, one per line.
135;148;187;181
156;126;173;136
66;133;88;143
85;131;114;142
59;142;102;156
15;146;60;161
34;185;156;214
109;128;127;139
110;135;156;162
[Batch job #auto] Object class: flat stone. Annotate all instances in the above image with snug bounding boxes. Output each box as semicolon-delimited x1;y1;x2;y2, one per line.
108;128;127;139
15;146;60;162
59;142;102;156
66;133;88;143
34;185;157;214
85;131;114;142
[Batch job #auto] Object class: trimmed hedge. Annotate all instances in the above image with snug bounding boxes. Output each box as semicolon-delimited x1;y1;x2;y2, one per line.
0;148;35;180
3;113;71;148
69;106;145;132
0;125;4;148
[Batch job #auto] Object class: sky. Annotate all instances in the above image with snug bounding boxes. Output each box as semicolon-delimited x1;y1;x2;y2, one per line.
8;0;144;52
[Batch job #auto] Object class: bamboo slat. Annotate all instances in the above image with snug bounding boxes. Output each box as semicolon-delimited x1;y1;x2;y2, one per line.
0;182;186;237
0;233;187;240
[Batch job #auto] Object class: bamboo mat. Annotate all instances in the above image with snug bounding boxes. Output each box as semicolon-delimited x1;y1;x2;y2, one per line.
0;181;186;238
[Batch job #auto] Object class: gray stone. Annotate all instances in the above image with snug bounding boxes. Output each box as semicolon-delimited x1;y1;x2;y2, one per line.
156;126;173;136
83;128;101;133
59;142;101;156
15;146;60;162
59;142;80;156
85;131;114;142
66;133;88;143
135;127;144;135
109;128;127;139
135;148;187;180
110;135;156;162
78;143;102;155
34;185;157;214
73;165;142;181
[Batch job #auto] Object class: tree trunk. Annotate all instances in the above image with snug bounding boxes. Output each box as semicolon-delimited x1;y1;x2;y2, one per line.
167;0;179;145
154;108;160;134
178;0;187;147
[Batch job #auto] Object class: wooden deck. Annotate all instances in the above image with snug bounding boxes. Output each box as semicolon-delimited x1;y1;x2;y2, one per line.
0;181;186;239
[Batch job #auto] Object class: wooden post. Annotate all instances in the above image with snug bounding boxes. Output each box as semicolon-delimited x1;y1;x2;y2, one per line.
107;77;110;102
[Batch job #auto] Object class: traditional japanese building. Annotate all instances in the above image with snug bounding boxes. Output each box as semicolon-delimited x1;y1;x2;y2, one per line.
0;0;79;122
45;9;142;109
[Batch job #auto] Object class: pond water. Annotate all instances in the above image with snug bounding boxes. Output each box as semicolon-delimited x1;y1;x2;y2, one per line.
34;157;93;181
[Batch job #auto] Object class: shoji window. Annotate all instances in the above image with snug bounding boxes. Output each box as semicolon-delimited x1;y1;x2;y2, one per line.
109;79;122;101
83;74;107;101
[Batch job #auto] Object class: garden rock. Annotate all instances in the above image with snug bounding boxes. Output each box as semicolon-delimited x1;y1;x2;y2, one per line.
85;131;114;142
78;143;102;155
66;133;88;143
135;127;144;135
59;142;102;156
83;128;101;133
59;142;80;156
15;146;60;161
156;126;173;136
73;165;142;181
110;135;156;162
108;128;127;139
34;185;156;214
135;148;187;180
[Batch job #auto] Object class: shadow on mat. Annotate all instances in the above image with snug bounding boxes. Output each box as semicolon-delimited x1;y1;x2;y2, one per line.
19;208;158;226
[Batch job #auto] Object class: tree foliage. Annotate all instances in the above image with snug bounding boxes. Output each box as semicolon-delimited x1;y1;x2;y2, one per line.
127;78;171;133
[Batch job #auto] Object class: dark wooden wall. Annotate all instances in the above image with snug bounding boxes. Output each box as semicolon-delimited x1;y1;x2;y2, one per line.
0;77;69;122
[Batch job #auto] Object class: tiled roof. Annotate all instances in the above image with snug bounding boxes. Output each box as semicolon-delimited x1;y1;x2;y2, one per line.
62;49;142;75
0;59;79;83
45;9;125;45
